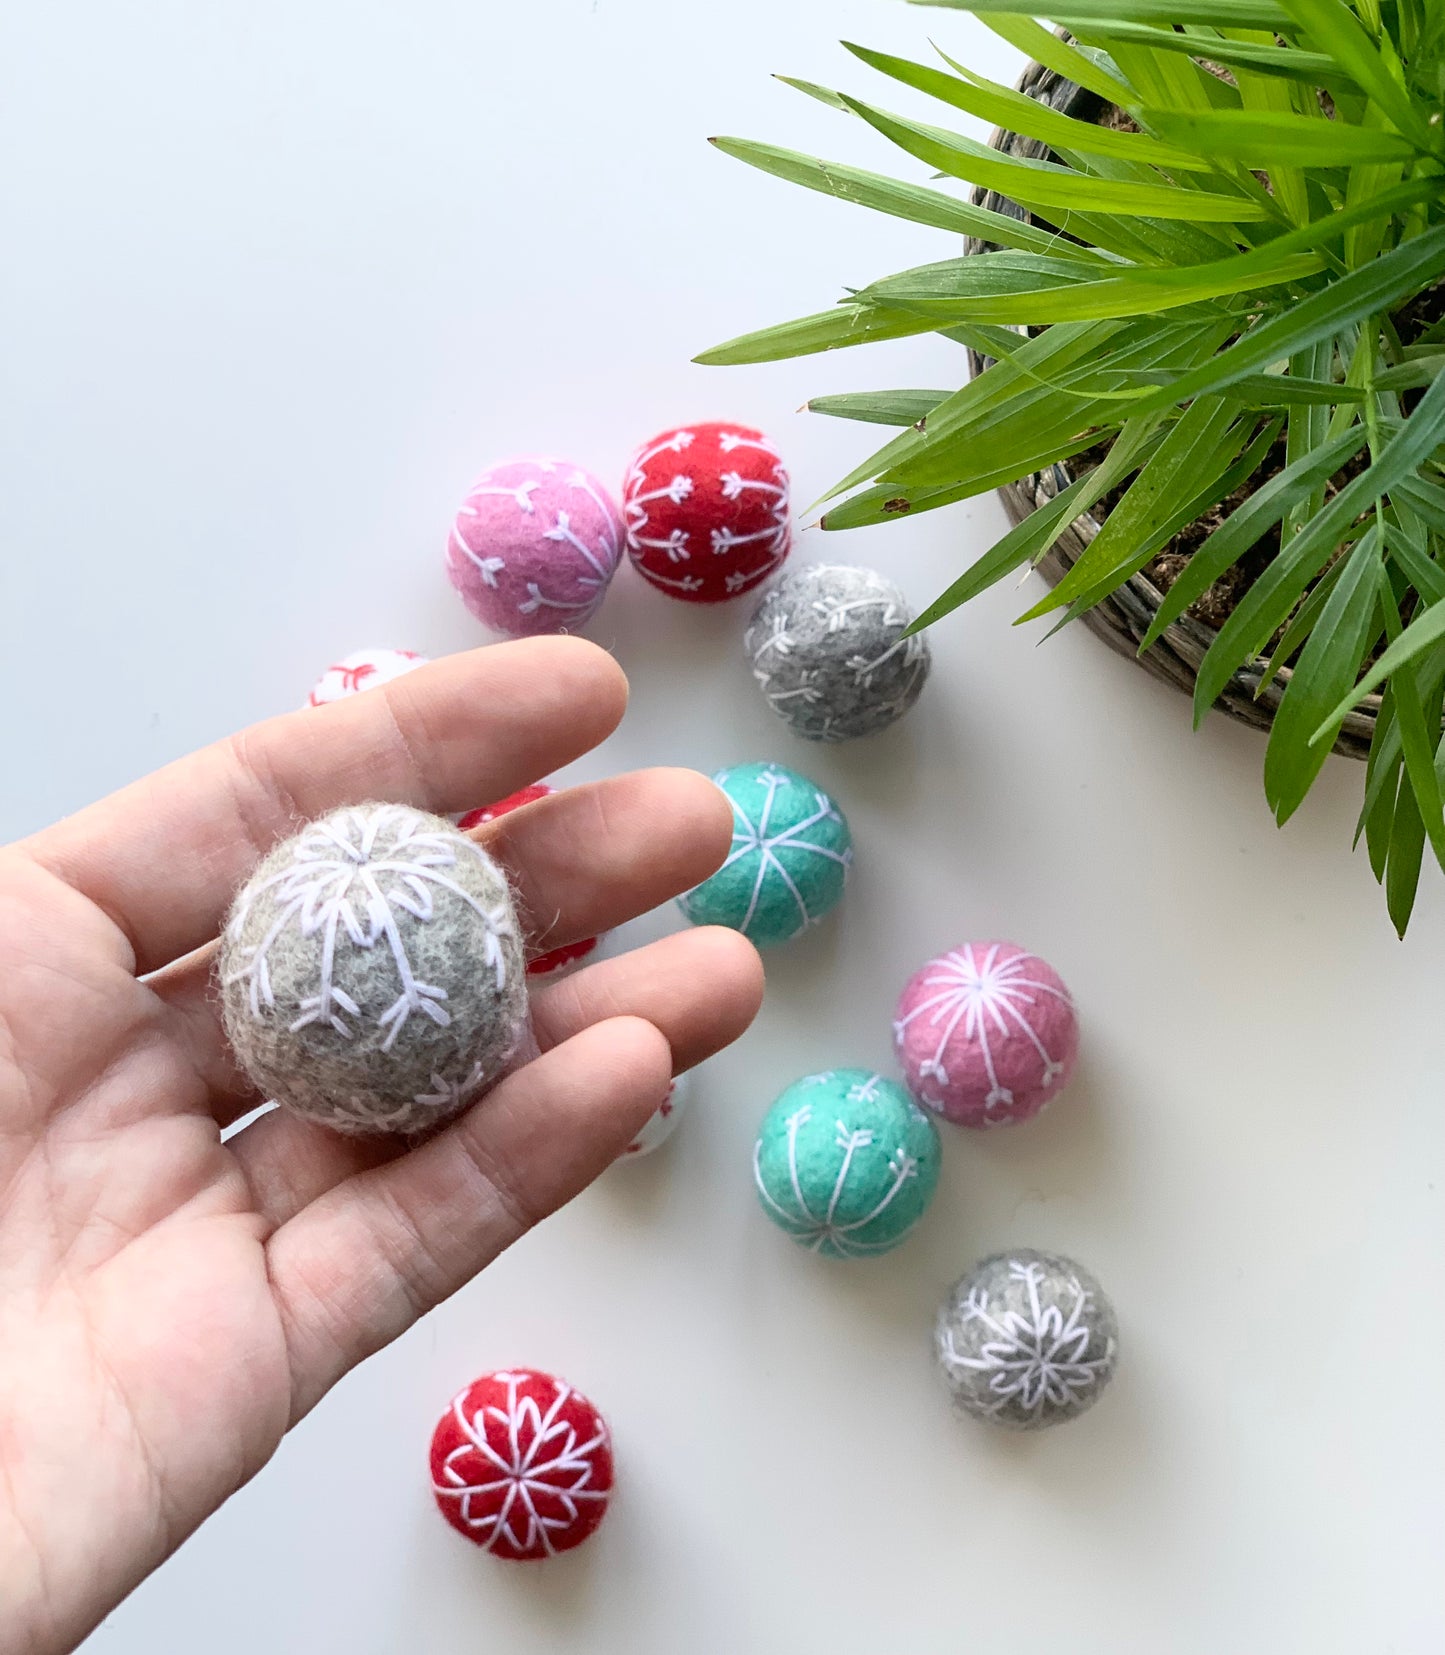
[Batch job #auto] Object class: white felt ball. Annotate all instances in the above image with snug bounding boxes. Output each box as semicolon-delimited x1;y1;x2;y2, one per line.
307;648;428;706
617;1072;690;1161
219;803;530;1136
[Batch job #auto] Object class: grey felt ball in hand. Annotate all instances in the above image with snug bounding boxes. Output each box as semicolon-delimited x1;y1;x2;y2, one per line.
743;563;931;742
219;802;529;1137
935;1249;1119;1430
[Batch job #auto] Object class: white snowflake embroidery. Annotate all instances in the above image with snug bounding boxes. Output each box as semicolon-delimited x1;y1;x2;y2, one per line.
892;943;1072;1115
224;805;515;1051
753;1089;920;1257
411;1060;487;1118
687;767;851;941
939;1259;1114;1421
433;1373;610;1557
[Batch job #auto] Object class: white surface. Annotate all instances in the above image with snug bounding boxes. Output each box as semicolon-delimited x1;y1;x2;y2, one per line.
4;4;1443;1652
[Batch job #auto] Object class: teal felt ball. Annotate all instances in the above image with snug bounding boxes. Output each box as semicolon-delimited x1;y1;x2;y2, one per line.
753;1069;941;1258
678;762;852;947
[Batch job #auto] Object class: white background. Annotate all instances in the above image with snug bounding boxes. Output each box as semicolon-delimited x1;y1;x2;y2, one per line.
4;3;1443;1651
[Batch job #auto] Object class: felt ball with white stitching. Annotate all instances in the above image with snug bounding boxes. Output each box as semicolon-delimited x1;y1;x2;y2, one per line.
430;1369;613;1560
893;941;1078;1128
753;1069;940;1257
678;762;851;947
308;648;428;706
617;1071;689;1160
935;1250;1118;1430
622;421;790;603
447;458;622;637
219;802;529;1136
745;564;930;742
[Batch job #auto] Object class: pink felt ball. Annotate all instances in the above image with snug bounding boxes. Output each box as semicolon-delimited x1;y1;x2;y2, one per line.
622;421;791;602
446;459;623;637
892;941;1078;1128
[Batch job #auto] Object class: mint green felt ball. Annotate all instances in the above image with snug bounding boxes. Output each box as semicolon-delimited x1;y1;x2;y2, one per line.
753;1069;941;1258
678;762;852;947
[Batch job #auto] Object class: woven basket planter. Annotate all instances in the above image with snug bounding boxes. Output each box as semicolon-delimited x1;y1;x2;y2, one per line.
965;60;1377;759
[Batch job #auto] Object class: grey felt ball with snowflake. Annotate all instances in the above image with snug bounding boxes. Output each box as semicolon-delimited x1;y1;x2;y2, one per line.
935;1250;1118;1430
744;563;930;742
219;803;529;1137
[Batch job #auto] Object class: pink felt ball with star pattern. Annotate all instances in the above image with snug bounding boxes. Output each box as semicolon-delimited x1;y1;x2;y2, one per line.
446;458;623;637
622;421;791;602
893;941;1079;1128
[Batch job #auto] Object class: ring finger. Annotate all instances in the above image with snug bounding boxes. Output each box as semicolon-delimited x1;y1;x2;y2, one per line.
229;925;764;1229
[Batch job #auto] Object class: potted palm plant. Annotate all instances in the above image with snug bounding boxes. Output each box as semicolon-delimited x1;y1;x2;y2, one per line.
700;1;1445;932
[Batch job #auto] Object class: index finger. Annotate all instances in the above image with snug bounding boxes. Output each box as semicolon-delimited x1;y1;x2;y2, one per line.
18;638;628;974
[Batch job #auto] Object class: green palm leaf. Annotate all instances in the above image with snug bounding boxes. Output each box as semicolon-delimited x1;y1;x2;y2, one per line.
704;0;1445;928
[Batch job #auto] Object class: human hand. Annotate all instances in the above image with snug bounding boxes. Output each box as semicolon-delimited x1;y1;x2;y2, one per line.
0;639;762;1655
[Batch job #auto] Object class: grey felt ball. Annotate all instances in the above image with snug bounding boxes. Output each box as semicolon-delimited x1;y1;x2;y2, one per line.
219;802;529;1137
935;1249;1118;1430
743;563;931;742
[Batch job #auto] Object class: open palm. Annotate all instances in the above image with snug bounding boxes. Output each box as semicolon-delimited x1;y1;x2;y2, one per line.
0;640;762;1655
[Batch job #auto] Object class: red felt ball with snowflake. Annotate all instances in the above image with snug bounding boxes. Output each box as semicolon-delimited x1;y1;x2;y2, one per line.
430;1369;614;1561
458;783;601;976
622;420;791;602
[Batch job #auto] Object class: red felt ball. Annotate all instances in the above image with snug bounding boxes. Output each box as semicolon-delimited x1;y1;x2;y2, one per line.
457;784;551;830
430;1369;614;1561
622;421;791;603
458;784;600;976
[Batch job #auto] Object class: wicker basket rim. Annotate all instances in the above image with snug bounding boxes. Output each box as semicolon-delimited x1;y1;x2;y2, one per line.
970;61;1386;745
